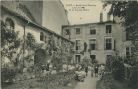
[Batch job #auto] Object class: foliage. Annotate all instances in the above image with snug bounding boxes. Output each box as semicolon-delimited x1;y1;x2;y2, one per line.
33;48;48;77
106;56;112;71
104;1;138;65
51;52;63;71
97;73;130;89
112;58;125;81
1;20;21;66
129;67;138;89
81;56;90;66
24;32;37;65
34;49;47;67
106;56;125;81
2;71;76;89
1;67;17;83
38;71;75;87
1;21;20;47
26;32;36;50
84;42;87;52
104;1;138;25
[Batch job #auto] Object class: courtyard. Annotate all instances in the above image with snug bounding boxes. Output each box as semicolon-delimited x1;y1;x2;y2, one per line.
1;0;138;89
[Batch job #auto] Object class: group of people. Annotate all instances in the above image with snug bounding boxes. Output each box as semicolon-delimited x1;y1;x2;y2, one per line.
76;64;105;78
75;64;105;81
90;64;105;78
83;64;105;78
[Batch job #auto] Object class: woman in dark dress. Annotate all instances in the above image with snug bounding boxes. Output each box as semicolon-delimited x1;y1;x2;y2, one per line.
85;66;88;76
95;66;99;77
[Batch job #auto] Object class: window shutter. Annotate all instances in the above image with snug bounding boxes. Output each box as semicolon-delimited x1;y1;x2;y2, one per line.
114;39;116;51
96;40;98;50
104;38;106;50
111;38;113;50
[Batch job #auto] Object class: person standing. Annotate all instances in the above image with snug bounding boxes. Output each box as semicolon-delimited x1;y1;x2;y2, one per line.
101;64;105;78
85;66;88;76
98;65;102;76
91;65;94;77
95;66;99;77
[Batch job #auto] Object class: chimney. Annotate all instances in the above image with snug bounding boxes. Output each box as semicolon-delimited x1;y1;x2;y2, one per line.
100;12;103;22
107;13;111;21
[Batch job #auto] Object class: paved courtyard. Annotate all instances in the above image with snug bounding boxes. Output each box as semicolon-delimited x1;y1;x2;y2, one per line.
74;71;98;89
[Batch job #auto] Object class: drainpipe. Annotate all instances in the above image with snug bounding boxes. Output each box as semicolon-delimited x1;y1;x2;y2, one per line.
22;21;29;72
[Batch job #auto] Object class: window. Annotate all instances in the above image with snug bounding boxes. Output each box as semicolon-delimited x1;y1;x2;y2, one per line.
106;25;112;33
90;29;96;35
76;28;80;34
65;29;70;35
5;18;15;29
76;40;81;50
40;32;44;41
89;39;96;50
75;55;81;63
90;55;96;60
126;47;131;59
90;55;96;63
105;38;112;50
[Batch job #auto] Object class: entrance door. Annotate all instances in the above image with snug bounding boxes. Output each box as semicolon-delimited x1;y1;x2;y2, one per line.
90;55;96;64
75;55;81;63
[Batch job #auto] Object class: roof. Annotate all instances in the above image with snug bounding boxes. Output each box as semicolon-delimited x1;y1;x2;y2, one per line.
1;5;74;44
62;21;116;28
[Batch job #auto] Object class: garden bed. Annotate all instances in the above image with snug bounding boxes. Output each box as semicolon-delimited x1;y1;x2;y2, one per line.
2;71;77;89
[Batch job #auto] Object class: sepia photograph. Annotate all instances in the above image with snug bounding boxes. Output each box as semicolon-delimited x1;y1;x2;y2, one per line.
0;0;138;89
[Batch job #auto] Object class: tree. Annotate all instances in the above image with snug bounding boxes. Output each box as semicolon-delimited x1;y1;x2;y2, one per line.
25;33;36;62
51;51;63;72
111;56;125;81
1;20;21;83
103;1;138;65
106;56;112;71
1;20;21;67
26;33;35;50
84;42;87;52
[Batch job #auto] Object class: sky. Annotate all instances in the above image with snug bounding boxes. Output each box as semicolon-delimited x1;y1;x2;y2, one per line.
61;0;112;25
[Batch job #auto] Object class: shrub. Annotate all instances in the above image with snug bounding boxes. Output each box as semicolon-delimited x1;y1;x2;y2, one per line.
112;59;125;81
129;67;138;89
38;71;75;87
106;56;112;71
1;68;17;83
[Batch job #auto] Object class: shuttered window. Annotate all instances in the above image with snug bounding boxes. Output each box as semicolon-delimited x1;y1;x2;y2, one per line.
105;38;112;50
89;39;96;50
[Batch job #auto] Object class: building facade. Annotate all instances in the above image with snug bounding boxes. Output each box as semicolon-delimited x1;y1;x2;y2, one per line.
42;0;69;34
1;0;69;34
62;20;131;64
1;5;74;68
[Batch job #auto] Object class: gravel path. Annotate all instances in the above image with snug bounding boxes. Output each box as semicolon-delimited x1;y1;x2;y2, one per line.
74;71;98;89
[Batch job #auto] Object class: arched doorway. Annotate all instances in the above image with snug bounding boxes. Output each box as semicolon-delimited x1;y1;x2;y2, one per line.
34;49;47;67
34;49;48;76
